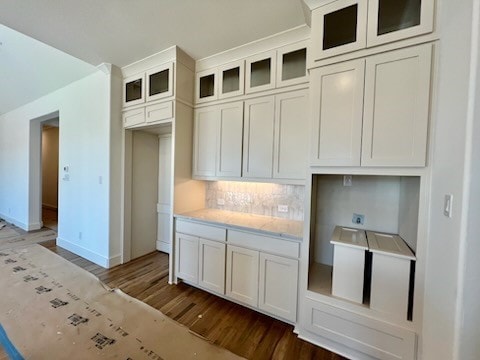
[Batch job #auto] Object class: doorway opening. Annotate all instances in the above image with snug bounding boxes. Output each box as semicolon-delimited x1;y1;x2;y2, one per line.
28;111;60;233
124;123;173;263
41;120;59;231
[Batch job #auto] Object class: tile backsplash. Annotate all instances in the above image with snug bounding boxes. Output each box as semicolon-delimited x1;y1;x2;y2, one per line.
205;181;305;221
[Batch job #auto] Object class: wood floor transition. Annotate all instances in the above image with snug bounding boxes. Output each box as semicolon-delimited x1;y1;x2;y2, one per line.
1;238;346;359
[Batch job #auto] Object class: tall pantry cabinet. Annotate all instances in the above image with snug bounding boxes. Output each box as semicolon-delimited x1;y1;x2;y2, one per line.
299;0;437;359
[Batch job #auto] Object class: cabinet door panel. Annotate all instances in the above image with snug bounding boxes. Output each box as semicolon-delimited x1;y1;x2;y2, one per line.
362;44;432;167
311;0;368;61
226;245;259;307
243;96;275;178
175;233;199;284
311;59;365;166
259;253;298;322
199;239;226;295
122;107;145;128
367;0;435;47
245;51;277;94
146;62;174;102
195;69;218;104
217;102;244;177
274;90;309;179
193;107;218;177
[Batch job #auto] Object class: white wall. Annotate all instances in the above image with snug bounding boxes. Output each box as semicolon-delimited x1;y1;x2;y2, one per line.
0;69;120;267
422;0;479;359
41;126;59;209
457;2;480;359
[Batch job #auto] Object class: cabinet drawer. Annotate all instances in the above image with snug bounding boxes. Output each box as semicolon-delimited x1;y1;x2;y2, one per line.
146;101;173;123
227;230;299;258
304;298;416;360
122;107;145;128
176;219;226;242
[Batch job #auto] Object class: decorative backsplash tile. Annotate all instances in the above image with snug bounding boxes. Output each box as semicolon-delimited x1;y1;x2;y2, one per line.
205;181;305;221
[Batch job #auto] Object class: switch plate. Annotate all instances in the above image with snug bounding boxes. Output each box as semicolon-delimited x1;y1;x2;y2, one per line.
444;194;453;218
217;198;225;206
278;205;289;213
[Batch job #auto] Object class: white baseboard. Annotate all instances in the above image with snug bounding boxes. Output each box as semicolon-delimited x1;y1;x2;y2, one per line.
57;237;116;268
28;222;43;231
109;254;122;268
156;240;171;254
0;213;29;231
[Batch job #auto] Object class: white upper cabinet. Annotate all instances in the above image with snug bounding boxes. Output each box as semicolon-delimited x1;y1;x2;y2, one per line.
146;62;174;102
276;41;309;88
273;90;309;179
193;107;218;177
123;73;145;107
311;0;434;61
243;96;275;178
218;60;245;99
245;50;277;94
311;0;368;61
217;102;244;177
193;102;244;178
311;59;365;166
196;68;218;103
367;0;435;47
311;43;432;167
361;44;432;167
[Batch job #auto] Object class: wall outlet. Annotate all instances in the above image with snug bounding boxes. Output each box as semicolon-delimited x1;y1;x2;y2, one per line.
217;198;225;206
278;204;289;213
352;213;365;225
343;175;353;187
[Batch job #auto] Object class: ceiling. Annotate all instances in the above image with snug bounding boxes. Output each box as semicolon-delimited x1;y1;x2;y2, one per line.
0;0;306;116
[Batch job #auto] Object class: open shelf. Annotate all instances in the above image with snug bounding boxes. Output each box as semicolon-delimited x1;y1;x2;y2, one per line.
307;174;420;322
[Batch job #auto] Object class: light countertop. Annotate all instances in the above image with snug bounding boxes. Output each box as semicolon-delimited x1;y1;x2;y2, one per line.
174;209;303;240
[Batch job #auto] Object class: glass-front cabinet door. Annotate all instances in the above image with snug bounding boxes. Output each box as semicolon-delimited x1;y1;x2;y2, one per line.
367;0;435;47
123;74;145;107
146;62;174;102
196;69;218;103
276;41;308;88
218;60;245;99
311;0;368;61
245;50;277;94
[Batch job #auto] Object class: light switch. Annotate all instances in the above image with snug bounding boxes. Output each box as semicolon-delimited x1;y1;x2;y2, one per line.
444;194;453;218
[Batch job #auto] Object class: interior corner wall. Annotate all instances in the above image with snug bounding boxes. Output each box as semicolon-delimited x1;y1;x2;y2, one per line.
42;126;59;209
421;0;477;358
0;70;113;267
458;1;480;358
107;66;124;267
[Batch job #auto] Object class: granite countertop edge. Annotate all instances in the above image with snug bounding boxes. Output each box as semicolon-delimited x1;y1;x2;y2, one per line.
174;210;304;241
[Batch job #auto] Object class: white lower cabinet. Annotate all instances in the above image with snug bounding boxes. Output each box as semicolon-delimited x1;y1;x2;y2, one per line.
259;253;298;322
175;233;199;284
226;245;259;307
198;238;226;295
175;219;300;323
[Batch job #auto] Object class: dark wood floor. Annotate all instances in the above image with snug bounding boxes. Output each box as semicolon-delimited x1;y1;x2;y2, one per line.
17;240;346;359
